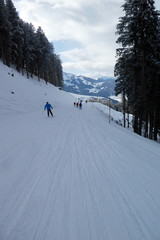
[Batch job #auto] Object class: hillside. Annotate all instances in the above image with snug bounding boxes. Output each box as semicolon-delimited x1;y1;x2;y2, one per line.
63;72;115;98
0;62;160;240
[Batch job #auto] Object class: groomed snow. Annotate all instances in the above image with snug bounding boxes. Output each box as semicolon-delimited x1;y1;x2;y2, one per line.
0;61;160;240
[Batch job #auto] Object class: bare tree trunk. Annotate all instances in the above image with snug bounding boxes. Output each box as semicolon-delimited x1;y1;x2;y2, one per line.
123;89;126;128
144;111;148;138
149;110;153;139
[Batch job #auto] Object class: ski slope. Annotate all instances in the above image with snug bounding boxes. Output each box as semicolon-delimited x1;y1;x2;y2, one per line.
0;62;160;240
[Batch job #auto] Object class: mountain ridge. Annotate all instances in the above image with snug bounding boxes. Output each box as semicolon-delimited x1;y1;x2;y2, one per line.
63;72;115;98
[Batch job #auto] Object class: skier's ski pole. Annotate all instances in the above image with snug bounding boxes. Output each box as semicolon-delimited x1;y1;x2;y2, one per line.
41;109;45;115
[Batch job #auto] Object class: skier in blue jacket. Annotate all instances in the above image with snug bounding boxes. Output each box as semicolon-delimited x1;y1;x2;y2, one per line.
44;102;53;117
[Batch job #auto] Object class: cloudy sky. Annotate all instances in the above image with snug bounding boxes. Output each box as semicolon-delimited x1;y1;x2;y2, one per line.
14;0;159;78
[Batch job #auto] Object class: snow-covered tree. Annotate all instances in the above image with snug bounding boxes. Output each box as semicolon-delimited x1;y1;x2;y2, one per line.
6;0;24;71
0;0;10;65
0;0;64;88
22;22;36;78
115;0;160;139
54;54;64;87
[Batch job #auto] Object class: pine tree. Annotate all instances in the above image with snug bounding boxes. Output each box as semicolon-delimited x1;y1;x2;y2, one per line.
6;0;24;72
115;0;160;139
22;22;36;78
115;48;134;127
0;0;10;65
54;54;64;87
0;0;64;89
34;27;49;80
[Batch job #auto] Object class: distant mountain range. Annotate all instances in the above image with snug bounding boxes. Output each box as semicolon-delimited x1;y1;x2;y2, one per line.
63;72;115;98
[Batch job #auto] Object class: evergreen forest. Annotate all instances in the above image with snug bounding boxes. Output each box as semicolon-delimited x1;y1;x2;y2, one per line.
0;0;63;87
115;0;160;141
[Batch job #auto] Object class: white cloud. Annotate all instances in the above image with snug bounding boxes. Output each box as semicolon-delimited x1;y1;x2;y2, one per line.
14;0;159;77
61;42;116;76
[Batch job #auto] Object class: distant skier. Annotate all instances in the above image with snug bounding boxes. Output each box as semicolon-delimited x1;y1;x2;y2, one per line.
44;102;53;117
79;102;82;110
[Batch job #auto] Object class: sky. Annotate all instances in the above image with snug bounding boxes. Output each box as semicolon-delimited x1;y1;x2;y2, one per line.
13;0;159;78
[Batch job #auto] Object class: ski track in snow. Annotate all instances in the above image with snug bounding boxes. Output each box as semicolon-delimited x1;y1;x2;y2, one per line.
0;68;160;239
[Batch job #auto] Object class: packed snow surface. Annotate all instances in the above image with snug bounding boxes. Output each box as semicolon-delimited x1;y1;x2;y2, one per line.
0;62;160;240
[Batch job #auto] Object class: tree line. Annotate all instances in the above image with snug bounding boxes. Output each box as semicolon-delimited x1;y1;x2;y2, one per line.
0;0;63;87
114;0;160;141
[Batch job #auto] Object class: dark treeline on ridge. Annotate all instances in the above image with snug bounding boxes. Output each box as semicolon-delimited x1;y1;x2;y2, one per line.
0;0;63;87
115;0;160;141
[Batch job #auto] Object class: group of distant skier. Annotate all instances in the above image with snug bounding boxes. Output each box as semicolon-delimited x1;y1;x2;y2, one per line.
74;100;82;110
44;99;87;117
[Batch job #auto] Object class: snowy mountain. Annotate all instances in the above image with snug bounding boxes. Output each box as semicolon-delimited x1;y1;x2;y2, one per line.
63;72;115;98
1;61;160;240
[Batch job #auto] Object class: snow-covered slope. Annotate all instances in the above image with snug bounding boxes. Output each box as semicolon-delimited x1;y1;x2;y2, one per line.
0;61;160;240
